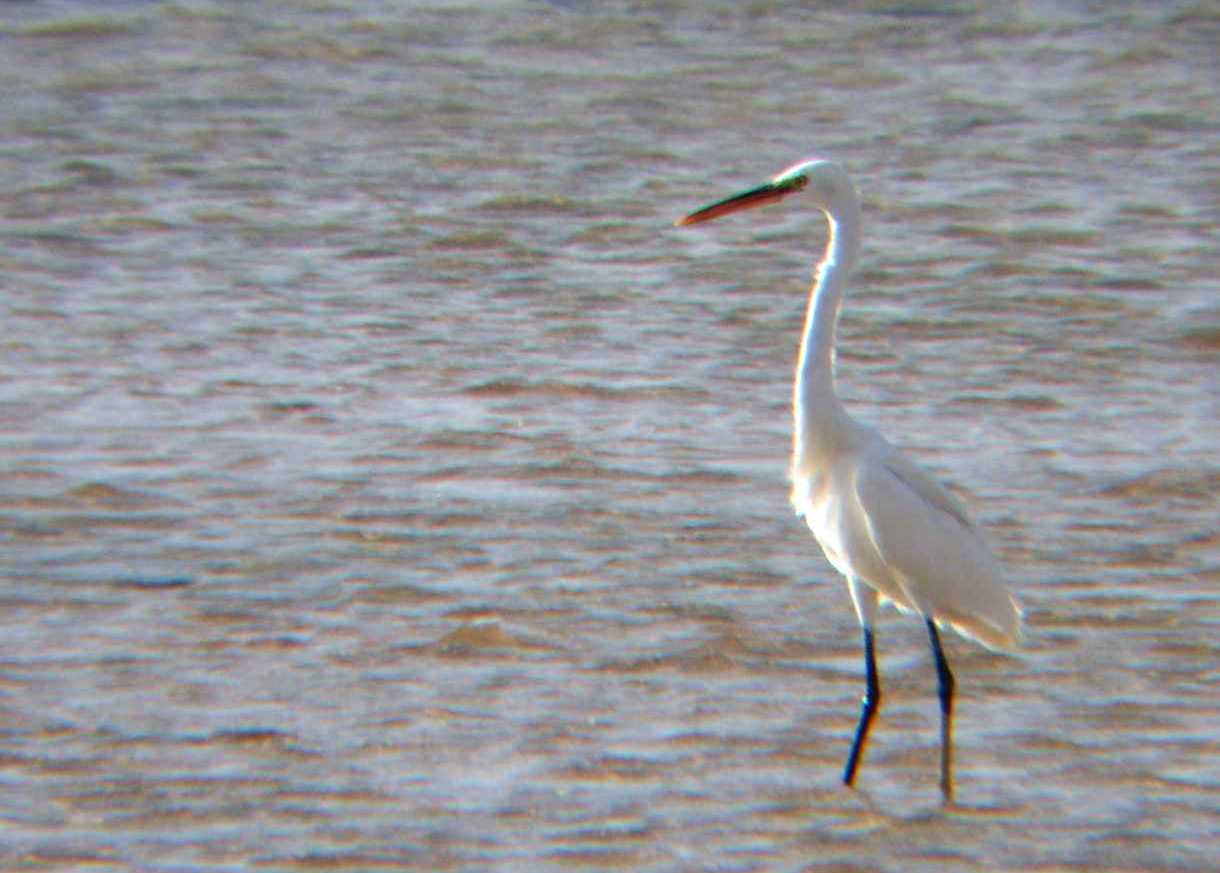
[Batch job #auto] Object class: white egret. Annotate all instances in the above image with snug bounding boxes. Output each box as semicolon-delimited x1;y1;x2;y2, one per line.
676;159;1021;802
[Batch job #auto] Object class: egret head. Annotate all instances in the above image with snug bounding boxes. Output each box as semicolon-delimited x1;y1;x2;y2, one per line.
676;158;855;227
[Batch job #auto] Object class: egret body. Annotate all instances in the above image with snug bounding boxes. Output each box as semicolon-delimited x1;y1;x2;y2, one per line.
677;159;1022;802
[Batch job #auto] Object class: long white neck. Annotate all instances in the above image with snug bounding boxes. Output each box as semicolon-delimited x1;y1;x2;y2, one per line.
793;196;862;469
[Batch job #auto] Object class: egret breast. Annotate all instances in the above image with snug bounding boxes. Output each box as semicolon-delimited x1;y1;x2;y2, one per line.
791;457;914;612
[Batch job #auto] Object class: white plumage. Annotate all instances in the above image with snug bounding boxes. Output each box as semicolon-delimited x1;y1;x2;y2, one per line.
679;159;1022;801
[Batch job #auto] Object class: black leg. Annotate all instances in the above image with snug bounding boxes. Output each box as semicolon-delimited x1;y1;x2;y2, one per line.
843;626;880;788
926;619;955;803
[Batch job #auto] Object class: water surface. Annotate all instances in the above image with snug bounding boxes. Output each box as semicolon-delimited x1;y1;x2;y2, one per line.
1;2;1216;871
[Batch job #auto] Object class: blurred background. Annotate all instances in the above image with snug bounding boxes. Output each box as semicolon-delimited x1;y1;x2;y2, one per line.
0;1;1216;870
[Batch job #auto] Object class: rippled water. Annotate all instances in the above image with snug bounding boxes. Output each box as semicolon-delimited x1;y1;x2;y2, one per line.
1;1;1217;871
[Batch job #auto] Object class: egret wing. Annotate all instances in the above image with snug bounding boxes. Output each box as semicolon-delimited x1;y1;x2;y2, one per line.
853;451;1021;650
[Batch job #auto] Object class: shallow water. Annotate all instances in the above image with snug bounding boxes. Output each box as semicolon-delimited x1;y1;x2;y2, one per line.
1;1;1217;871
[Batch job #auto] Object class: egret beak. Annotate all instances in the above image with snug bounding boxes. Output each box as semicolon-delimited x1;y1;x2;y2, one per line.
675;174;808;227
